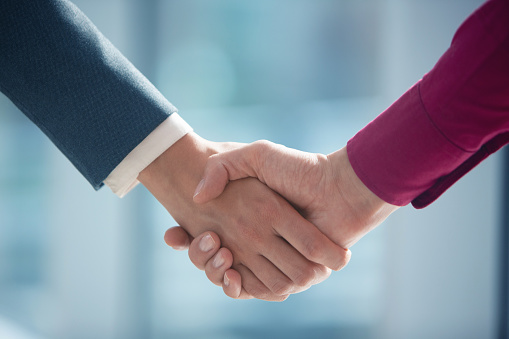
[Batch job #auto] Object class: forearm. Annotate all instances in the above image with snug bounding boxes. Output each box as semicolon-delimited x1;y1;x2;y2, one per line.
138;132;218;231
347;0;509;208
0;0;175;189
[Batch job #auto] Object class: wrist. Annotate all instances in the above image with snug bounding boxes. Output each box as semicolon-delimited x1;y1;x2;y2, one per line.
327;147;385;208
326;147;399;247
138;132;217;218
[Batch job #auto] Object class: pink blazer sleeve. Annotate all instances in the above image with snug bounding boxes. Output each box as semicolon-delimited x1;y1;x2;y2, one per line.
347;0;509;208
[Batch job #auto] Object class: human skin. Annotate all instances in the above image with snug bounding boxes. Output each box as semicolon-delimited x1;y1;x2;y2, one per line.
138;134;351;301
164;141;399;299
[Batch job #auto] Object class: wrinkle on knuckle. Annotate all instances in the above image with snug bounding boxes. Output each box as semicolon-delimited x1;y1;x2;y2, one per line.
269;277;294;296
302;236;325;263
244;283;270;301
252;140;274;170
294;264;318;287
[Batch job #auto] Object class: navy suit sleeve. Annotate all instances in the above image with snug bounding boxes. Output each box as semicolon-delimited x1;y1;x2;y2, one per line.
0;0;177;189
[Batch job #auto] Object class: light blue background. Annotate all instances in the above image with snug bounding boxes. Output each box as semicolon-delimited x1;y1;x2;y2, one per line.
0;1;502;338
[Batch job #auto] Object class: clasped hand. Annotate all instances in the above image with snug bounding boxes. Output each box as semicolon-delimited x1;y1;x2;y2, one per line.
149;136;398;301
139;133;352;301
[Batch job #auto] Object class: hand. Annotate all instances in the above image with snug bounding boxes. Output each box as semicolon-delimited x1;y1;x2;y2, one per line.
193;140;399;249
166;140;399;295
139;134;351;301
164;228;250;299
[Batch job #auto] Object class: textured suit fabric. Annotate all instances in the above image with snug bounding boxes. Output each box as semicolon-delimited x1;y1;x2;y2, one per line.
0;0;177;189
347;0;509;208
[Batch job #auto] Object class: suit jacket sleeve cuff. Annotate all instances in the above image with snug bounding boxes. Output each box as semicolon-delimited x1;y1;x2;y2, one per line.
104;113;193;198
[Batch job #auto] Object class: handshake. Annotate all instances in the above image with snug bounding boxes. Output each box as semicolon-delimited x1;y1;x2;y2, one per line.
3;0;503;304
138;132;399;301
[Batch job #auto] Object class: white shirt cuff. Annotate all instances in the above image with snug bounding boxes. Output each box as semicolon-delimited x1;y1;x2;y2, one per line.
104;113;193;198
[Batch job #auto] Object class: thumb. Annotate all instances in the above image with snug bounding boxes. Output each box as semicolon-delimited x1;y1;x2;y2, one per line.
193;157;230;203
193;145;261;204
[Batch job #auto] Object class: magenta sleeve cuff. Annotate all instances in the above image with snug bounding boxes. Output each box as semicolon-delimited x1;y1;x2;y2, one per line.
347;83;473;207
347;0;509;208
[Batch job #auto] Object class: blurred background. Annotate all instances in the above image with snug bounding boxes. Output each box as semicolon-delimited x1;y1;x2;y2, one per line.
0;0;506;338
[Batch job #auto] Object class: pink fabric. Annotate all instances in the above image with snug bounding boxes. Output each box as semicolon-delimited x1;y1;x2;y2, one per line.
347;0;509;208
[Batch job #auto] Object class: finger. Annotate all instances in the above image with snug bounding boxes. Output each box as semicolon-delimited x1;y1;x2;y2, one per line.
204;247;234;286
222;269;246;299
263;236;332;290
234;264;288;302
275;209;351;271
193;144;262;204
164;226;193;250
204;246;314;297
188;232;221;270
240;252;304;297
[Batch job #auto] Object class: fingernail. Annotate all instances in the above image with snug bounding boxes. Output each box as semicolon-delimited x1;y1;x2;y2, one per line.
224;272;230;287
212;252;225;268
193;179;205;199
199;234;215;252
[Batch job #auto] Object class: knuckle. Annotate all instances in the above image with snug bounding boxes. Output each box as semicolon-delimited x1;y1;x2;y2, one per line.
244;283;271;301
271;294;289;302
269;278;294;296
253;140;272;149
279;294;290;302
302;237;325;263
252;140;273;159
294;264;318;287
